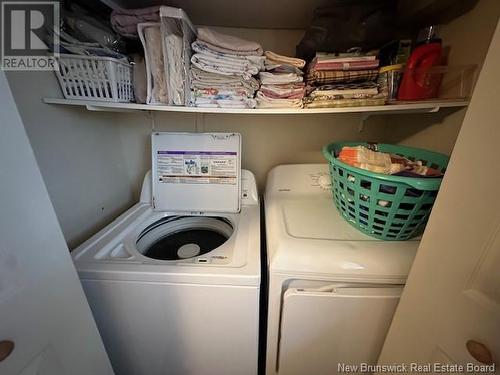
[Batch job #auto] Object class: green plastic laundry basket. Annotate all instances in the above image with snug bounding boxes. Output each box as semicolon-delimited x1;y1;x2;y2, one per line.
322;142;449;240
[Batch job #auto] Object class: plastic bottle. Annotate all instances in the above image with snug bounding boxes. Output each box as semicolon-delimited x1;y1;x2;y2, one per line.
397;26;443;100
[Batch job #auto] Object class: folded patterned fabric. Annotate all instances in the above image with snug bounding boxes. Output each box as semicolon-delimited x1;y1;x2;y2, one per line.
191;82;257;96
195;94;250;103
111;6;160;38
192;85;256;97
191;79;258;98
217;98;257;108
192;41;265;67
191;81;257;94
191;53;263;79
192;87;254;98
303;96;385;108
265;51;305;69
195;40;261;57
189;33;263;107
260;90;304;99
315;53;377;62
314;60;380;71
310;82;379;98
256;91;303;108
260;83;306;99
191;41;265;79
192;40;262;62
190;67;259;92
259;72;303;85
198;27;263;56
264;63;303;75
310;92;380;100
194;96;257;109
194;102;219;108
256;51;306;105
191;67;259;108
306;69;379;85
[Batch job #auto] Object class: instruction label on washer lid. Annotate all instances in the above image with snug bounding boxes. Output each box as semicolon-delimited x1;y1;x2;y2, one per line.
157;151;237;185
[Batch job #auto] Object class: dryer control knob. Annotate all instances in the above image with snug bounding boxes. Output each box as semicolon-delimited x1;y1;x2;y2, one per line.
318;174;332;190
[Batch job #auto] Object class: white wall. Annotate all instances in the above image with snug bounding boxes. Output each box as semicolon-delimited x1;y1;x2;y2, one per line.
6;71;138;248
117;111;394;191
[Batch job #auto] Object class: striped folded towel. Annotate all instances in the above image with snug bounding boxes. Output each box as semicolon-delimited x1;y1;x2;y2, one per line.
306;69;379;85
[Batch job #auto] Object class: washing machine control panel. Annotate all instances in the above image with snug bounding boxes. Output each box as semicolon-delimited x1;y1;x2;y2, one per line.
305;172;333;191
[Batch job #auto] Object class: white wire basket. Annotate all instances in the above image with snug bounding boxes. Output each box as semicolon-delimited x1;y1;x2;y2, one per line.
55;54;134;102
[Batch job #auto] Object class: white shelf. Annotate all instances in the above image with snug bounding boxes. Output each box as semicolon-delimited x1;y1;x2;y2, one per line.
43;98;469;116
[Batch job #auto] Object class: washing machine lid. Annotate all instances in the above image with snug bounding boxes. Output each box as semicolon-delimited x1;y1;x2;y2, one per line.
152;132;241;213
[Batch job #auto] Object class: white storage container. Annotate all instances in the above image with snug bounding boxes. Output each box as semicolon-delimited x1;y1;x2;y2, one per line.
160;6;197;106
55;54;134;102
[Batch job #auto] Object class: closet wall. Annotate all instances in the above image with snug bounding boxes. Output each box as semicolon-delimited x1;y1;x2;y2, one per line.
371;0;500;153
7;0;499;248
6;71;138;248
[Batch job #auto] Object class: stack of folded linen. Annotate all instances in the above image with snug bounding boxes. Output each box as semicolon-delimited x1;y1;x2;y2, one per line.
306;53;380;85
305;52;382;108
190;27;264;108
255;51;306;108
303;82;385;108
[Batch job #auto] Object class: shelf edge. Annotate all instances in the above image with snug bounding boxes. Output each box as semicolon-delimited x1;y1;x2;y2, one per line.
42;97;469;116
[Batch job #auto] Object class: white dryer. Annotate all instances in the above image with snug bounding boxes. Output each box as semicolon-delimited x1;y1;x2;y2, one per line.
264;164;419;375
72;132;260;375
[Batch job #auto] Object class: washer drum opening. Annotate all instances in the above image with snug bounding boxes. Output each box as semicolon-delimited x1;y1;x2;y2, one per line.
136;216;234;260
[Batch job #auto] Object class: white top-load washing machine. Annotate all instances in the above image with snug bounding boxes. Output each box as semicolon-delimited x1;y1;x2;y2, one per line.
72;132;260;375
264;164;419;375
